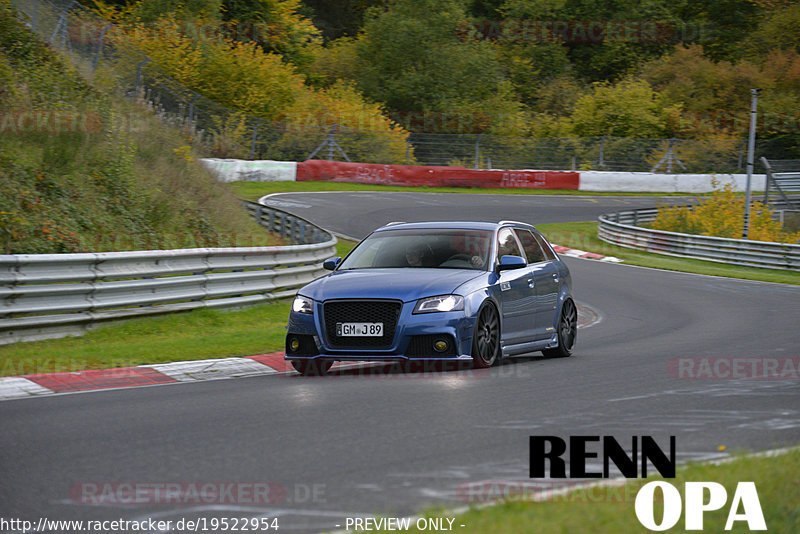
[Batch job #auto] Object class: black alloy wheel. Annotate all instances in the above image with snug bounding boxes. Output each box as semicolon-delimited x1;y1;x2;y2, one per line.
472;303;500;368
543;299;577;358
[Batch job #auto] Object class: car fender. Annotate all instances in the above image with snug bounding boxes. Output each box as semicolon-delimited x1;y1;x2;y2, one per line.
551;284;574;330
462;286;504;357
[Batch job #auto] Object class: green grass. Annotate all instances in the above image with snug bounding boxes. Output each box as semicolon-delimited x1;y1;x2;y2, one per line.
230;180;705;202
0;301;293;377
538;221;800;285
407;448;800;533
335;237;358;258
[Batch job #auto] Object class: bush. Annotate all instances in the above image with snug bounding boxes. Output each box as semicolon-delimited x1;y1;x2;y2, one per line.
651;179;800;243
0;3;279;253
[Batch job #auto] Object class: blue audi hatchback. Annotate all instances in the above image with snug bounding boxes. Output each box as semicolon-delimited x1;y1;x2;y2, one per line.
285;221;576;375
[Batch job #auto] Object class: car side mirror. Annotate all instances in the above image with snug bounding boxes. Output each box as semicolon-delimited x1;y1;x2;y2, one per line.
323;257;342;271
496;255;526;273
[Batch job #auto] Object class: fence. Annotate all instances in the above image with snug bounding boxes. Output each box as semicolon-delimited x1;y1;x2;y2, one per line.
762;158;800;209
598;208;800;271
0;203;337;344
10;0;797;173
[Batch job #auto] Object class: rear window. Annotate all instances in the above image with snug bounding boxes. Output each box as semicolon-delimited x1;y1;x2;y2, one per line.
533;231;558;261
515;229;546;264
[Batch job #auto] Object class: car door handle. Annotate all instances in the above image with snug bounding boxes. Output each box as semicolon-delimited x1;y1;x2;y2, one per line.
527;278;535;288
552;273;559;283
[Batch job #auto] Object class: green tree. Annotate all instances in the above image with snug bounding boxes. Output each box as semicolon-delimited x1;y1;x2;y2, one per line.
301;0;388;41
745;1;800;58
354;0;521;133
221;0;321;68
566;79;680;138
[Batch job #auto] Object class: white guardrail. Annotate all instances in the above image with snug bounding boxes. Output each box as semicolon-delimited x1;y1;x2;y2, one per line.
598;208;800;271
0;202;337;345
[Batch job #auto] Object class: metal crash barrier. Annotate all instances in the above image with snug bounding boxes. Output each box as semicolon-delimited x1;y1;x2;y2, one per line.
598;208;800;271
0;202;337;344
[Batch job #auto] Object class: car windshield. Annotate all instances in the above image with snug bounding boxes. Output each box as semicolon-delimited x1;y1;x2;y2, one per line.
339;228;493;270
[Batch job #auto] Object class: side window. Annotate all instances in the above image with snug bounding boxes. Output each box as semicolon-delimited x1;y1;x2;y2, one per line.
533;231;558;261
497;228;523;260
515;229;546;264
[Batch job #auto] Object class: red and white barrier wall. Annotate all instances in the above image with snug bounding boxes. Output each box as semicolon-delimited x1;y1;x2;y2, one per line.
295;160;579;189
201;158;766;193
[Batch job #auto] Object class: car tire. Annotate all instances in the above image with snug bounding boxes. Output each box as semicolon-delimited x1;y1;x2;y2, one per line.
291;359;333;376
542;299;577;358
472;302;500;368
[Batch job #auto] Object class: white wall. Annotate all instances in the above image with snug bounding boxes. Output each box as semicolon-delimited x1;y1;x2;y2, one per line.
200;159;297;183
579;171;766;193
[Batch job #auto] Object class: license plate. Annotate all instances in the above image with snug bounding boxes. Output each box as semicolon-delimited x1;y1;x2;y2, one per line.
336;322;384;337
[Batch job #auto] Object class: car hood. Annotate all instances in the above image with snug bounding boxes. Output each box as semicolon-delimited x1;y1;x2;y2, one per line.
300;268;485;303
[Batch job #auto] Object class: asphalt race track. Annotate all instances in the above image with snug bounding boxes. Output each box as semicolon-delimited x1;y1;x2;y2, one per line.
1;193;799;533
259;191;694;239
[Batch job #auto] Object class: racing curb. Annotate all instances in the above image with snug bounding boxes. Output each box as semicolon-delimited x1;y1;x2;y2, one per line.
0;353;294;401
552;245;623;263
0;300;600;402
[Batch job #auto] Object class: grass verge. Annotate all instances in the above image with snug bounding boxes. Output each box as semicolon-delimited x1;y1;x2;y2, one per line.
411;448;800;533
230;180;705;202
0;300;293;377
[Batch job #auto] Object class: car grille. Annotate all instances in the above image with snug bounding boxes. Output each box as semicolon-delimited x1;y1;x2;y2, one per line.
323;299;402;349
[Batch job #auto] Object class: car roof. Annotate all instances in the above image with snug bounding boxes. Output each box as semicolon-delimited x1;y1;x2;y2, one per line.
373;221;536;232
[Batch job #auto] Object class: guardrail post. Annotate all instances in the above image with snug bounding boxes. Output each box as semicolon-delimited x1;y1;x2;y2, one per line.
135;57;151;94
249;118;262;160
92;23;112;73
187;93;200;126
761;156;772;203
474;134;483;170
597;136;606;168
31;0;39;30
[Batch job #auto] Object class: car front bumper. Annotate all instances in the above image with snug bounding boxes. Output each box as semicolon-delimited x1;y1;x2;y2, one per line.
285;300;477;362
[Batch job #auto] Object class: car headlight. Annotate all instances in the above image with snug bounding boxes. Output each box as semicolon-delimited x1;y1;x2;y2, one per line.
292;295;314;314
413;295;465;314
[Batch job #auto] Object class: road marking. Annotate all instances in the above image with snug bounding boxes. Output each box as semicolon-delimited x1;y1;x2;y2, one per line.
146;357;276;382
0;376;53;400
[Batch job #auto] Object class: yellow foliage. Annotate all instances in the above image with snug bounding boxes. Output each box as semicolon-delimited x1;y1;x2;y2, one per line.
111;19;303;120
106;16;408;158
278;82;410;163
651;178;800;243
172;145;194;162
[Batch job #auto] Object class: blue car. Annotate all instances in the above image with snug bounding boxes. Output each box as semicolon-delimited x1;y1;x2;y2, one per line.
285;221;576;375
